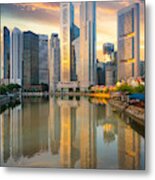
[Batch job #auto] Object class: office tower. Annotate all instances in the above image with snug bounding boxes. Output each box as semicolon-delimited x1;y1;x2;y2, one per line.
117;3;140;80
59;2;80;92
10;28;23;85
103;43;114;62
23;31;39;89
39;35;49;85
96;60;106;85
79;1;96;90
72;37;80;81
50;33;60;93
3;27;10;83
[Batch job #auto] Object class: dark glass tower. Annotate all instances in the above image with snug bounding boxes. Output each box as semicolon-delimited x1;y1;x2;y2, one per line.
3;26;10;80
23;31;39;89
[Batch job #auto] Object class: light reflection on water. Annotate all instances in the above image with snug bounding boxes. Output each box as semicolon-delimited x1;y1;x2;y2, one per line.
0;97;145;169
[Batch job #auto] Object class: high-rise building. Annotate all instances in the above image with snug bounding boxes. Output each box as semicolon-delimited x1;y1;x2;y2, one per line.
10;27;23;85
50;33;60;93
39;35;49;85
72;37;80;81
23;31;39;89
117;3;140;80
96;60;106;85
79;1;96;90
59;2;80;92
3;27;10;83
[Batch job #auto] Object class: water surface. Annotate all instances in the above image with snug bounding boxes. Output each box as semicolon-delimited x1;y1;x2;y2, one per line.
0;97;145;169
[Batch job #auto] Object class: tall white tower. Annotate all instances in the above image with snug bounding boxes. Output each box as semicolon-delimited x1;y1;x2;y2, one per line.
79;1;96;91
10;27;23;85
60;2;74;83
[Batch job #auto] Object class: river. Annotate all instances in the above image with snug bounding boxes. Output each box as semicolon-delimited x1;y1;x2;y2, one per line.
0;96;145;169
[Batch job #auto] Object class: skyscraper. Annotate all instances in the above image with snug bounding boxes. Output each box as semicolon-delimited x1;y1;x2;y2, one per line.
59;2;80;92
39;35;49;85
79;1;96;91
23;31;39;89
72;37;80;81
50;33;60;93
3;27;10;83
117;3;140;80
10;27;23;85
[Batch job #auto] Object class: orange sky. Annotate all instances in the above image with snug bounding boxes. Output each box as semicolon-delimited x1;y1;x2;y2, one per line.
0;1;145;61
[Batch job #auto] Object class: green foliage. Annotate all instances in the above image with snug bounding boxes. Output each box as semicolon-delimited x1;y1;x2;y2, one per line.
0;83;21;95
116;83;145;94
0;85;8;95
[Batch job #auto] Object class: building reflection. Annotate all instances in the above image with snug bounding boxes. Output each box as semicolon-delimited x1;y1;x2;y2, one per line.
0;97;144;169
57;97;79;168
117;115;141;169
0;109;11;164
77;98;96;168
10;105;22;161
48;98;60;155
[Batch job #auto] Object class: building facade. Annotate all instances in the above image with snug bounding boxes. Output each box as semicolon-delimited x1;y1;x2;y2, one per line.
96;60;106;85
10;28;23;85
23;31;39;89
72;37;80;82
50;33;60;93
105;62;117;86
79;1;96;90
117;3;140;80
59;2;80;92
39;35;49;85
3;27;10;83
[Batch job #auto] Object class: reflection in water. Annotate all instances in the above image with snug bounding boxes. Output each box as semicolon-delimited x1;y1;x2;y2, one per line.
0;97;145;169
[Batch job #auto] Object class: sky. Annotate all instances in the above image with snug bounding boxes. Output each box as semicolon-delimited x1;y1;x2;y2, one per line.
0;0;145;62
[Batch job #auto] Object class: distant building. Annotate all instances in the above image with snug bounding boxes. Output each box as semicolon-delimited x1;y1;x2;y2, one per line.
50;33;60;93
96;60;106;85
117;3;140;80
39;35;49;85
59;2;80;92
79;1;96;90
10;27;23;85
23;31;39;89
103;43;114;62
3;27;10;83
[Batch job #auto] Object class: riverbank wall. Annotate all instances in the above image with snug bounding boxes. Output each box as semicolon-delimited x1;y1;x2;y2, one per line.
109;99;145;126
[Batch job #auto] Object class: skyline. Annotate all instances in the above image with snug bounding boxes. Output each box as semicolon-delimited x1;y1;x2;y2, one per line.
0;0;145;62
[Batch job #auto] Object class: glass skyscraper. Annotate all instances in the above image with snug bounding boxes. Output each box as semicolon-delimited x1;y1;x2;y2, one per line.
23;31;39;89
3;26;10;81
79;1;96;90
10;27;23;85
59;2;80;92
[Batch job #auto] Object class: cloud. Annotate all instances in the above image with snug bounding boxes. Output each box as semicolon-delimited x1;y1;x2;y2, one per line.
16;2;60;12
